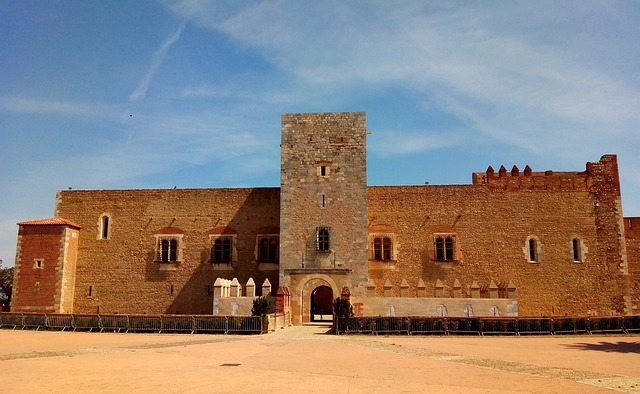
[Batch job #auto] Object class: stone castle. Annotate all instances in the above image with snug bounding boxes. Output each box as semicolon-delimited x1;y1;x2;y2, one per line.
10;112;640;324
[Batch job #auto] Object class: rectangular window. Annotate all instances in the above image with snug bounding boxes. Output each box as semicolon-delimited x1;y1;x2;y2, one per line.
34;258;44;269
317;227;330;251
257;236;279;263
211;237;234;263
434;235;455;261
372;236;394;261
155;235;181;263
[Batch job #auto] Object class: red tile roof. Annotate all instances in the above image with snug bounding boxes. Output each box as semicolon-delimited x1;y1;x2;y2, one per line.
17;218;81;229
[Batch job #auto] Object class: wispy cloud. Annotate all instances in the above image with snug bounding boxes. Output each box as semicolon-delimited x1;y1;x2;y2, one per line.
129;21;187;102
174;2;639;159
0;96;114;118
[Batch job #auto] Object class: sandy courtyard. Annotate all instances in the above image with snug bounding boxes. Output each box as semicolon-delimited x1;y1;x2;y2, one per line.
1;326;639;393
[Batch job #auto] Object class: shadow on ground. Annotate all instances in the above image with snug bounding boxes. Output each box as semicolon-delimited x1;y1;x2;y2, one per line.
564;341;640;353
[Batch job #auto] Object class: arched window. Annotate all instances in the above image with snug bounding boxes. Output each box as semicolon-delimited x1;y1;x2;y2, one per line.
317;227;330;251
154;227;183;264
159;239;178;262
437;305;447;317
99;214;111;239
490;305;499;316
525;236;542;263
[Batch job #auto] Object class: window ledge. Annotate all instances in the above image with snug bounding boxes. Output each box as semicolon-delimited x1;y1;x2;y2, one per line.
210;262;234;271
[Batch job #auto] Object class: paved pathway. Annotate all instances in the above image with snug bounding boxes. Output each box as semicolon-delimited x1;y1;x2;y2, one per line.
1;325;639;393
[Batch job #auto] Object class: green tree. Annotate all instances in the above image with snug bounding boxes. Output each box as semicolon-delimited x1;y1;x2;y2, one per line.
0;264;14;312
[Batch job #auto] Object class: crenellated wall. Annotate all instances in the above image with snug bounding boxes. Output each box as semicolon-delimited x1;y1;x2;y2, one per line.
368;155;630;316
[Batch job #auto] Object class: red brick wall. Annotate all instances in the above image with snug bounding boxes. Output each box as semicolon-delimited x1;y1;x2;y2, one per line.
12;225;65;312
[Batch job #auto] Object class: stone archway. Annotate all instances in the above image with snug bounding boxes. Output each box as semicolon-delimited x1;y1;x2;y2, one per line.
310;286;333;322
294;275;340;324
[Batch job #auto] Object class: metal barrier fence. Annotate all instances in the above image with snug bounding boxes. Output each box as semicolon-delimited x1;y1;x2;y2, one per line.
335;316;640;335
0;313;264;335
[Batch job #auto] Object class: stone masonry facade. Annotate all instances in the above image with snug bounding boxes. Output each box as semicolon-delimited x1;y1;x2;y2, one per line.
10;112;639;323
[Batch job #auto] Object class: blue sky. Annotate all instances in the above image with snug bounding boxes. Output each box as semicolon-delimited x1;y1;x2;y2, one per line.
1;1;639;267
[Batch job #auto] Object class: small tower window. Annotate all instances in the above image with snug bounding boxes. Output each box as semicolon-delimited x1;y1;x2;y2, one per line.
321;166;327;176
99;214;111;240
525;236;542;263
529;239;537;262
317;227;330;251
572;237;585;262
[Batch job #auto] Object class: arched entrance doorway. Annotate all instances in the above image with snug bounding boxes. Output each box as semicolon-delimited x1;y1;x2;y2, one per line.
310;286;333;322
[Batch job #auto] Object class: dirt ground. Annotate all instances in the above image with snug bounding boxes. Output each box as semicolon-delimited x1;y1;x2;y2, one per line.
1;325;639;393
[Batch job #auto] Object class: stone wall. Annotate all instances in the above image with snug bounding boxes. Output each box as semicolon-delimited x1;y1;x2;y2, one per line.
625;217;640;314
55;188;280;315
367;155;629;316
279;112;369;324
351;296;517;317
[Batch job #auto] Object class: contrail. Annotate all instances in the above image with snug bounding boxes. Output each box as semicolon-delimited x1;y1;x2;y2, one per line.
129;21;187;102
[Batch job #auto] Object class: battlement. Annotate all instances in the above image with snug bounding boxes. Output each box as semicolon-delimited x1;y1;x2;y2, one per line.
472;155;619;193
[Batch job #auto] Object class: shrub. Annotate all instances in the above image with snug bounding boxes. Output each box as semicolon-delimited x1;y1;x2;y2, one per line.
251;296;272;333
332;297;353;318
251;296;272;316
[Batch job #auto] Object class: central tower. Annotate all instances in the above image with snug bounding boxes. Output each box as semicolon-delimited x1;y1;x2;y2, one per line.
279;112;368;323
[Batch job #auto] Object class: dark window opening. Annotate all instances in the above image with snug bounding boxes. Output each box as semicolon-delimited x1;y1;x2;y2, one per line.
101;216;109;239
373;237;393;261
159;238;178;262
212;238;232;263
169;240;177;261
161;240;169;261
529;239;538;262
317;228;330;251
435;236;454;261
258;237;279;262
573;238;581;261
